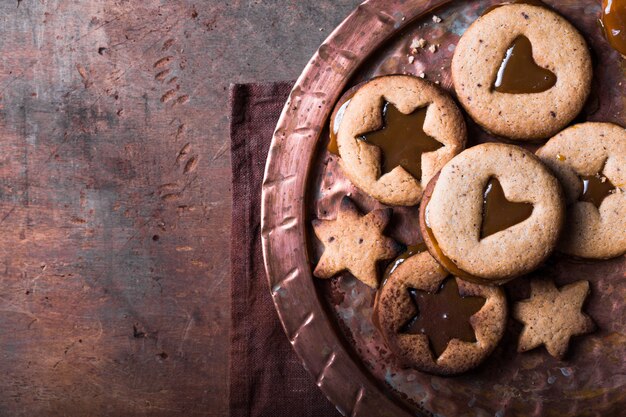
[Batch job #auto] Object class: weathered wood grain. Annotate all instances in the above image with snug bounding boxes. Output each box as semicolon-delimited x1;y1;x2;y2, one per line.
0;1;361;416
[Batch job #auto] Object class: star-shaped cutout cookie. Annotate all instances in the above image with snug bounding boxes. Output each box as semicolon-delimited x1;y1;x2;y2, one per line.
312;197;401;288
513;279;595;359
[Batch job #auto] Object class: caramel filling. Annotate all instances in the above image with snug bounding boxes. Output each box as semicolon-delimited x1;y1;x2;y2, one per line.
400;278;486;358
481;177;533;239
601;0;626;56
424;207;476;281
360;102;444;180
384;242;428;279
328;98;352;155
493;35;557;94
579;173;616;208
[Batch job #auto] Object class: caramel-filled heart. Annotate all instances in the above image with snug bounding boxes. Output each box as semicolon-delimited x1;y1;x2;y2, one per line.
360;102;444;180
493;35;557;94
481;177;533;239
400;278;486;358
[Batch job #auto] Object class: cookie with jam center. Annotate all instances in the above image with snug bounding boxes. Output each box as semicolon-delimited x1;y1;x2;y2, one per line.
451;4;592;140
419;143;565;285
536;122;626;259
336;75;466;206
375;251;507;375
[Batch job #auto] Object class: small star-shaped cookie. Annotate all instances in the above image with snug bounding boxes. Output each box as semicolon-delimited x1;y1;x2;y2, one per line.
312;197;401;288
513;279;595;359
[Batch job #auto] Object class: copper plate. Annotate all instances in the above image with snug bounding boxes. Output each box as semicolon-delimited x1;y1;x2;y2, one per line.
261;1;626;416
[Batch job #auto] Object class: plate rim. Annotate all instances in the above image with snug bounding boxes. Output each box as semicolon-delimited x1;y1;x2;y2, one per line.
260;1;451;415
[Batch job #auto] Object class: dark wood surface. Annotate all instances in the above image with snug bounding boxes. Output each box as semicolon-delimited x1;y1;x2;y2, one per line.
0;1;360;416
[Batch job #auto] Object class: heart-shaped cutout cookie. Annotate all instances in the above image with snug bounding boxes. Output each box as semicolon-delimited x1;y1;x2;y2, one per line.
493;35;557;94
481;177;533;239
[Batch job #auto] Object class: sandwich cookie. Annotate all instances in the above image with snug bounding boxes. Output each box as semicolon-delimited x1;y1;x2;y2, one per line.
420;143;565;284
336;75;466;206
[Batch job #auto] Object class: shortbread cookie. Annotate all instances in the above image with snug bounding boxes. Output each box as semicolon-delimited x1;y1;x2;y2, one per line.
375;251;507;375
420;143;565;284
312;196;401;288
336;75;466;206
452;4;592;140
513;279;595;359
536;123;626;259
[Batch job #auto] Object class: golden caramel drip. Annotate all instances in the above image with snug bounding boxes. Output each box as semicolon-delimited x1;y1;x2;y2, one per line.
601;0;626;56
360;102;444;180
401;278;486;358
481;177;534;239
424;210;476;282
579;173;616;208
493;35;557;94
328;98;351;155
328;84;363;155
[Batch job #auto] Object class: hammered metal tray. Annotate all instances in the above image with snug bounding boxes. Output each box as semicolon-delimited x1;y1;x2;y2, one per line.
261;1;626;416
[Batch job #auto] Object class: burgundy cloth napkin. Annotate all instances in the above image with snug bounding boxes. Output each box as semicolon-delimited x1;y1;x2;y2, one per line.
229;82;340;417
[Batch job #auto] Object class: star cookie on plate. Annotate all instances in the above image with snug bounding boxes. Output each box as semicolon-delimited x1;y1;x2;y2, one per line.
513;279;595;359
312;196;401;288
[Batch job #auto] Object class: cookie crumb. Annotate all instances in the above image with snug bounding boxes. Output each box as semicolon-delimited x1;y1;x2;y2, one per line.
428;44;439;53
410;38;427;49
408;56;415;64
419;72;426;78
432;15;442;23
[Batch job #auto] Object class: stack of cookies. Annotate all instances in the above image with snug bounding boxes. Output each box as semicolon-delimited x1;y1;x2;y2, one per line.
311;3;625;375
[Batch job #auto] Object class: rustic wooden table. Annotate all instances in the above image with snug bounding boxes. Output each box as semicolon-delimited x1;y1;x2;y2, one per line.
0;1;360;416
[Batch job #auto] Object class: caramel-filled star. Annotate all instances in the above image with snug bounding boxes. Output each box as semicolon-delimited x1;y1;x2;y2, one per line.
360;102;443;180
513;279;595;359
579;172;617;208
312;197;401;288
401;278;486;358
